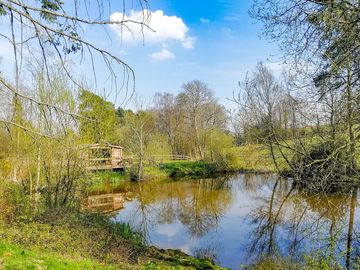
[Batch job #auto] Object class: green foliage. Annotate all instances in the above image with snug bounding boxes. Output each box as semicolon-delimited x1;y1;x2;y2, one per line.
88;171;127;183
303;250;343;270
78;90;118;143
146;133;172;156
79;213;145;250
160;161;217;178
206;129;235;169
119;109;155;180
0;181;34;223
143;261;162;270
0;4;6;16
245;257;301;270
117;107;134;124
247;252;345;270
230;145;279;172
40;0;63;22
150;248;225;270
143;166;168;180
81;171;129;192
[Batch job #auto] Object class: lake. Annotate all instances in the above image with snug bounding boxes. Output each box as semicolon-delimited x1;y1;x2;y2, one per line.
86;174;359;269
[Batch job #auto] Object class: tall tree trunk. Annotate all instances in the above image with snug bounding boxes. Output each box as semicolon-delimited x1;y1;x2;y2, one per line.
138;127;144;181
346;66;356;171
35;146;41;206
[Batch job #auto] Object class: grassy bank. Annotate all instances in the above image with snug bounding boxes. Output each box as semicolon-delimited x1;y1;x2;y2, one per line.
0;241;121;270
0;209;225;270
159;161;220;177
0;182;224;270
86;156;277;187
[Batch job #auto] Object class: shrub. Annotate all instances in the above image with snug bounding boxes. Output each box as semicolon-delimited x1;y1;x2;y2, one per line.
290;141;357;193
160;161;217;177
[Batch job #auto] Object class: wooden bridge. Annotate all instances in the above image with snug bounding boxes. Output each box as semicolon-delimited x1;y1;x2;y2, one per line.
135;155;193;166
85;143;192;171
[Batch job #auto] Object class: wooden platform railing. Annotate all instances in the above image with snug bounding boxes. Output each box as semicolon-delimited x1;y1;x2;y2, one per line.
146;155;192;161
86;157;133;170
86;155;193;170
131;155;193;165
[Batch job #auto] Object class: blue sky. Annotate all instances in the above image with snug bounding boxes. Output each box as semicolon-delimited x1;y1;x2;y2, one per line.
101;0;282;108
0;0;282;109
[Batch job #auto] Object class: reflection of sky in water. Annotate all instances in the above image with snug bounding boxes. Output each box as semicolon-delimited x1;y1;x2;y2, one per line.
113;174;360;270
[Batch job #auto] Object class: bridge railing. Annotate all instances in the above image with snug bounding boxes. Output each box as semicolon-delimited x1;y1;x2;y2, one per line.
86;155;193;170
124;155;193;166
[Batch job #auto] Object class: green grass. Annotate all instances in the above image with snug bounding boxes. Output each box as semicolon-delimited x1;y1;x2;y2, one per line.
0;210;146;265
0;204;224;270
0;241;120;270
159;161;218;177
143;166;168;180
82;171;128;191
88;171;127;183
229;144;292;172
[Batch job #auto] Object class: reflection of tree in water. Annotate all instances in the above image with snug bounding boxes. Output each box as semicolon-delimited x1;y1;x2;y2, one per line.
248;177;293;257
346;188;358;269
242;173;290;195
130;182;155;241
130;176;233;238
248;177;359;268
286;192;349;264
289;188;360;269
178;177;232;237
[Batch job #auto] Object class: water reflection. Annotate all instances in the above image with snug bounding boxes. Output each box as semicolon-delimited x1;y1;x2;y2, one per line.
131;177;233;239
83;183;135;213
86;174;360;269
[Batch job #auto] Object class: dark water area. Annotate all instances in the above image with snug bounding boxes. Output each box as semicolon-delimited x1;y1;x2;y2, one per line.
86;174;360;269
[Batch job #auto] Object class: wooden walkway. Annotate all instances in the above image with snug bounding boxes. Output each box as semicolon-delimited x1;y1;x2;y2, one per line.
87;155;192;171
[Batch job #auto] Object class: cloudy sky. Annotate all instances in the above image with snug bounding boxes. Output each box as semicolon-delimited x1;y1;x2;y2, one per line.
0;0;282;109
104;0;282;107
111;0;279;106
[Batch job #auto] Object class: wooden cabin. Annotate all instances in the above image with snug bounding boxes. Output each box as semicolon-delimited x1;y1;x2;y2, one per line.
86;143;131;170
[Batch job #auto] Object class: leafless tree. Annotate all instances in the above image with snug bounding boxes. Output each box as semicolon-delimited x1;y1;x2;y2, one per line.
0;0;151;136
177;80;227;159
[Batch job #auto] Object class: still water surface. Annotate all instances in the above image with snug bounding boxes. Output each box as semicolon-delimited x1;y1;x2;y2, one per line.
87;174;359;269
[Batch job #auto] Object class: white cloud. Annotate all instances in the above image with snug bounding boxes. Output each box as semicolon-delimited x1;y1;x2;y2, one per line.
110;10;196;49
200;18;210;24
149;48;175;61
181;36;196;49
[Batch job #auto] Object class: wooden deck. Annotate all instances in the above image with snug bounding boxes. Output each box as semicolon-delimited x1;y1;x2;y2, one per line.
86;157;133;171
